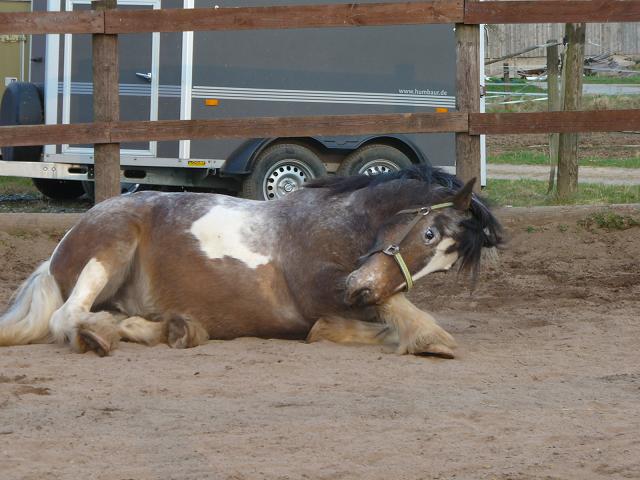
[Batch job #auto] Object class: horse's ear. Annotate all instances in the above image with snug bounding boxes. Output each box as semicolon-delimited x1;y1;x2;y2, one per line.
452;178;476;211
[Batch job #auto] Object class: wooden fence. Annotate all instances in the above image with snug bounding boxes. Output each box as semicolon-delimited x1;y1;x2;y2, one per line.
1;0;640;200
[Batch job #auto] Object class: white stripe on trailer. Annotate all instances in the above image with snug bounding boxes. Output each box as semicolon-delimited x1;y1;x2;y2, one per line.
60;82;456;108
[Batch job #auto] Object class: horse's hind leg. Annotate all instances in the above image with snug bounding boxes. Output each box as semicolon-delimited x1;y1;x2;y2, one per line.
307;316;396;346
118;316;208;349
165;317;209;349
50;254;134;356
118;316;166;346
377;294;457;358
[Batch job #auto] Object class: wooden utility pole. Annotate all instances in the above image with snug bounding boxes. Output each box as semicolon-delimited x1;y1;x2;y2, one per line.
557;23;586;200
455;22;481;191
546;39;561;192
92;0;120;202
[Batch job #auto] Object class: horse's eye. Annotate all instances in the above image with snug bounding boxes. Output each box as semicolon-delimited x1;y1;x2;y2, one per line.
425;228;436;242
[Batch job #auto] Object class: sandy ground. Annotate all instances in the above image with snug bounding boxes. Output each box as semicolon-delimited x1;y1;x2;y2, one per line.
1;205;639;480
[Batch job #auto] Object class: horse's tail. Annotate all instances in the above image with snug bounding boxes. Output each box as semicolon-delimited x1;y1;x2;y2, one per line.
0;261;63;346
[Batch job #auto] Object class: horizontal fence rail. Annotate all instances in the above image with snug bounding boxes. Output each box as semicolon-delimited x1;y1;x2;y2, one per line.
0;113;468;147
0;1;464;35
107;1;463;33
2;1;640;34
0;123;110;147
465;0;640;24
0;11;103;35
2;111;640;147
470;110;640;135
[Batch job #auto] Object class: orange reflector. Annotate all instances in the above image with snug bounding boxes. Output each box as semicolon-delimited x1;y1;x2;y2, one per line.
204;99;219;106
435;107;448;113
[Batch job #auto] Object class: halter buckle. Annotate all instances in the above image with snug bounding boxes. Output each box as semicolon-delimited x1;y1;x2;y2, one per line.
382;244;400;256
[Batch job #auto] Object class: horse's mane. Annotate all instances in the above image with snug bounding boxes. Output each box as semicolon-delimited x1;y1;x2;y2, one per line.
306;164;504;280
305;163;462;194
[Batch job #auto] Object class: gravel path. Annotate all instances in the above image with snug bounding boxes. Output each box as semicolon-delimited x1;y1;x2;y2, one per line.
489;164;640;185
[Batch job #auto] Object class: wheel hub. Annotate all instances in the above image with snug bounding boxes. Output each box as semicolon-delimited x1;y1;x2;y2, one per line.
263;160;314;200
358;159;400;176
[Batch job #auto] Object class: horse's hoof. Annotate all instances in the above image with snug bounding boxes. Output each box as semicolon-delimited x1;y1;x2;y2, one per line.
415;344;456;359
167;317;189;349
397;323;457;358
166;317;209;349
75;322;119;356
77;330;112;356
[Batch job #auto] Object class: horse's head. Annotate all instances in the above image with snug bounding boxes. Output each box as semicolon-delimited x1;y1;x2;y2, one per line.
345;178;500;306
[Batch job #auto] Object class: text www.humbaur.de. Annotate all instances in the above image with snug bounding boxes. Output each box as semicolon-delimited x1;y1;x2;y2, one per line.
399;88;449;96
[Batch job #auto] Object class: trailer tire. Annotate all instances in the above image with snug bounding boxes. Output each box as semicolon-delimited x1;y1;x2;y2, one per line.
337;144;413;177
241;144;326;200
32;178;86;200
81;181;142;201
0;82;44;162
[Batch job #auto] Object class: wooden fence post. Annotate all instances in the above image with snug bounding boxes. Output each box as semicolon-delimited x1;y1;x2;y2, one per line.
557;23;586;200
92;0;120;203
546;39;560;192
455;21;481;191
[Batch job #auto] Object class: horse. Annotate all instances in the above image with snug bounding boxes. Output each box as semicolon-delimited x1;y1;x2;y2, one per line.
0;165;503;358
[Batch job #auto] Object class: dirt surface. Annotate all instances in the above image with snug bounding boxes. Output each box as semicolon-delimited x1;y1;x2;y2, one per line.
1;206;640;480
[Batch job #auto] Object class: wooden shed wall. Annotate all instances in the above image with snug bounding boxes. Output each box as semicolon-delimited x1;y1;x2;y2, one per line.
486;23;640;60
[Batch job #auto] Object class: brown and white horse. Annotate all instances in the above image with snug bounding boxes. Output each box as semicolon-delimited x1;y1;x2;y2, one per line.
0;166;503;358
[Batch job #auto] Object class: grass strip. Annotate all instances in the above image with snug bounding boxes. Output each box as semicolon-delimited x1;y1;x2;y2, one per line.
483;179;640;207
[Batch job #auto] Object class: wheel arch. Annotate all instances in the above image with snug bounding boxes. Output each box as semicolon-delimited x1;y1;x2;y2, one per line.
221;135;430;176
221;137;329;175
352;135;430;166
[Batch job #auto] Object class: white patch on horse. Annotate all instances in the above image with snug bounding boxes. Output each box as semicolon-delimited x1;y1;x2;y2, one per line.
49;258;109;342
190;206;270;269
413;237;459;282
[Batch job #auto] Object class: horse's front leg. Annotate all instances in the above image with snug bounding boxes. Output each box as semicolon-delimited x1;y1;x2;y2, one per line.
307;316;396;347
377;294;457;358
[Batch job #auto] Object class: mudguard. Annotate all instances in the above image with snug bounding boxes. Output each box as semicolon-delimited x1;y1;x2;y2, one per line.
221;134;428;175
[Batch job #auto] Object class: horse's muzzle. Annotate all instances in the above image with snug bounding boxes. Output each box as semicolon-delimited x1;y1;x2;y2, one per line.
345;272;380;306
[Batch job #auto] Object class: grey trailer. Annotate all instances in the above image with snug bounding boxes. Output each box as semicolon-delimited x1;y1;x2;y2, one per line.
0;0;485;201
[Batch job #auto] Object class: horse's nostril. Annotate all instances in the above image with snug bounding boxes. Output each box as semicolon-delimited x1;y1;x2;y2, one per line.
346;286;373;306
356;288;372;300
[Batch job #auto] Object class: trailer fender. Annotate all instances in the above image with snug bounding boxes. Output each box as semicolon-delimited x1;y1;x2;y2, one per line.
221;134;428;176
312;134;430;165
331;134;430;165
221;138;273;175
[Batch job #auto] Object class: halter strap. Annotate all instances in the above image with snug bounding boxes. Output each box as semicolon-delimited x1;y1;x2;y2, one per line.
382;244;415;290
369;201;454;291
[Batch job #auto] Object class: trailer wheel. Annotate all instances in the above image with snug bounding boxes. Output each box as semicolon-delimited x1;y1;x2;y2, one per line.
241;144;326;200
32;179;86;200
337;144;413;176
81;181;142;201
0;82;44;162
